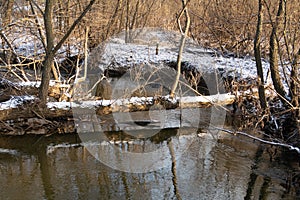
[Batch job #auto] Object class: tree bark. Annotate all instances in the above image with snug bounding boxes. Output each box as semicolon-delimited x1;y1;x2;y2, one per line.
29;0;58;82
254;0;268;110
290;48;300;108
1;0;15;64
1;0;14;27
29;1;46;50
125;0;131;43
39;0;55;105
170;0;190;98
39;0;96;105
269;0;286;100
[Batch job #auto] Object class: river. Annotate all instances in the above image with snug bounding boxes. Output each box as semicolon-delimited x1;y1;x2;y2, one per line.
0;128;299;200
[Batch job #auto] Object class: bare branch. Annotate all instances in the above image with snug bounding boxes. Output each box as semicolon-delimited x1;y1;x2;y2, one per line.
53;0;96;54
170;0;191;98
214;127;300;154
0;30;21;63
29;0;46;50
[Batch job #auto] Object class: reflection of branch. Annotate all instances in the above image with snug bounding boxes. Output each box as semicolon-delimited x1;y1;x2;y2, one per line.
168;140;182;200
214;127;300;154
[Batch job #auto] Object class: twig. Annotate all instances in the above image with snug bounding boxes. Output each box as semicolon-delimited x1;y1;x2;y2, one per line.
0;120;15;131
176;0;191;35
20;66;30;82
30;0;44;15
255;113;269;129
269;87;294;108
29;0;46;49
87;74;106;94
178;79;232;112
10;69;25;82
31;109;53;124
53;0;96;54
0;59;43;68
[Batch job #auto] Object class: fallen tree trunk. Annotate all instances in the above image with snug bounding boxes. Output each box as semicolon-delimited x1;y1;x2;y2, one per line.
0;93;235;135
0;93;235;121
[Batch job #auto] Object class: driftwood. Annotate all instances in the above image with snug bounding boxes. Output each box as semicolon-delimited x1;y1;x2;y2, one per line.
0;93;235;135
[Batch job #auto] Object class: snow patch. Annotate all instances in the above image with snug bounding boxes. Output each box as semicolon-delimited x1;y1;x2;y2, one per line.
95;29;270;85
0;148;19;155
0;96;36;110
181;93;235;104
16;80;66;88
47;100;112;110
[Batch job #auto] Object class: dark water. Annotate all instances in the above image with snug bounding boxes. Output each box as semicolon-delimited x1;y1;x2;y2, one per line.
0;129;299;200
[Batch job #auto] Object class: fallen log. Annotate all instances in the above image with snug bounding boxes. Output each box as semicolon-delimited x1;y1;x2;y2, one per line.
0;93;235;135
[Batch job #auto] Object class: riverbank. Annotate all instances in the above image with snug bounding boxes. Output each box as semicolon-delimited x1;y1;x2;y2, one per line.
0;29;299;155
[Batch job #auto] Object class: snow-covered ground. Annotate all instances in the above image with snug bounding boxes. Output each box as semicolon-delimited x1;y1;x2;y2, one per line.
2;27;270;83
93;29;270;82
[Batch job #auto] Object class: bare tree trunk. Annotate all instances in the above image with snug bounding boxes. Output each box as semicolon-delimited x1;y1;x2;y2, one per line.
290;48;299;108
105;0;123;39
29;1;46;50
39;0;55;104
125;0;131;43
170;0;190;98
30;0;59;82
124;0;141;43
39;0;96;105
254;0;268;110
1;0;14;27
130;0;140;30
1;0;14;64
269;0;286;100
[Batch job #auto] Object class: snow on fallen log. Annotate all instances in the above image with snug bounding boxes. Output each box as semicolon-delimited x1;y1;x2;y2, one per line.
0;93;235;122
0;96;36;110
179;93;235;108
47;93;235;113
0;93;234;135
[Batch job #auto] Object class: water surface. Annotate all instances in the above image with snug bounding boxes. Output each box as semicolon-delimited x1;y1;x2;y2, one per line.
0;129;299;199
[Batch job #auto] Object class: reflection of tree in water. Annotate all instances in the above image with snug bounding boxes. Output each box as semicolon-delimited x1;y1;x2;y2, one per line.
103;129;178;153
1;133;300;199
